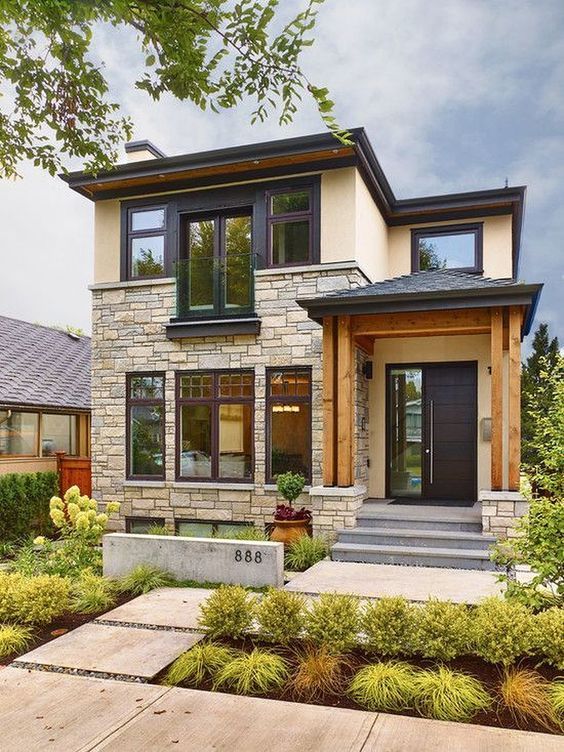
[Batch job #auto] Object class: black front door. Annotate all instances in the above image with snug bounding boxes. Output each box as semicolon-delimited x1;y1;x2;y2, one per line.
387;362;477;503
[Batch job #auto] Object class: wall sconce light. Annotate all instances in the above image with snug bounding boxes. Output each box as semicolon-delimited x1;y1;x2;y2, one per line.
362;361;373;380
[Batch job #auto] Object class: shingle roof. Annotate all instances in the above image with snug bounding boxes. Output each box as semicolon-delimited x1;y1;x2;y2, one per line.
324;269;521;299
0;316;90;411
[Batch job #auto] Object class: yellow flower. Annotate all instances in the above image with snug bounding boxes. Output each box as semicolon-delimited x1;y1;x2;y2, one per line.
106;501;121;514
88;499;97;510
33;536;46;546
95;513;108;527
75;511;90;531
49;496;63;510
67;502;80;521
50;508;65;527
91;524;104;538
87;509;97;522
64;485;81;503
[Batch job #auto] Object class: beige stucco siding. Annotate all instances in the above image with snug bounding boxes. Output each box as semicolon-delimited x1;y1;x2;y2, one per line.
0;457;57;475
94;200;121;283
388;215;513;279
367;333;500;499
354;171;389;281
319;168;357;266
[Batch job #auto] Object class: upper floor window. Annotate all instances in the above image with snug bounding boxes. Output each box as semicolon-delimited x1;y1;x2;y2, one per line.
267;189;312;267
411;223;483;273
127;373;165;479
128;206;167;278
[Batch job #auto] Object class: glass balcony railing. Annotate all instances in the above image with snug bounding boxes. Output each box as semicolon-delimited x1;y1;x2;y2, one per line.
175;253;256;319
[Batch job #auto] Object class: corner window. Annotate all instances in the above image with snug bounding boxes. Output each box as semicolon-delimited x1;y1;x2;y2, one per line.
127;374;165;479
128;206;166;278
412;224;483;272
266;368;312;483
176;371;254;481
267;189;312;266
0;410;39;456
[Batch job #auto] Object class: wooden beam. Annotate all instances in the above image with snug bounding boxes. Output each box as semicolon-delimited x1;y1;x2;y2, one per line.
337;315;354;486
508;306;522;490
491;307;504;490
322;317;336;486
355;335;374;355
351;308;491;338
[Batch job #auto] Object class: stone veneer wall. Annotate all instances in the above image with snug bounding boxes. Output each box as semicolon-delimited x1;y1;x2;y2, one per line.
91;263;370;534
479;490;529;538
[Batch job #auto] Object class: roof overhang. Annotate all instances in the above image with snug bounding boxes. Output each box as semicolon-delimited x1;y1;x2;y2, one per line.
298;283;543;339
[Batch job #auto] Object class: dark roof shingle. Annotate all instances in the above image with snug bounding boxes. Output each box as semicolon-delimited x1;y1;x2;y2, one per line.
0;316;90;411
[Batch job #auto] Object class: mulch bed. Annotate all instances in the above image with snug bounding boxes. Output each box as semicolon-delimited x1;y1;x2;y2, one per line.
154;635;563;736
0;593;135;666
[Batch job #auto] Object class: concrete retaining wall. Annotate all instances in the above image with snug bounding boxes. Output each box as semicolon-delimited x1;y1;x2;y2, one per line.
103;533;284;587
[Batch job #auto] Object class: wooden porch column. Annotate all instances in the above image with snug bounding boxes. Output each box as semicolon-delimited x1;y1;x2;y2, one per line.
322;317;337;486
337;315;354;486
490;307;504;490
508;306;522;490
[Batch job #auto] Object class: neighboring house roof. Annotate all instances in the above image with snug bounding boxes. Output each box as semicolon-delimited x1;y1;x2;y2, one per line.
0;316;91;411
298;269;543;336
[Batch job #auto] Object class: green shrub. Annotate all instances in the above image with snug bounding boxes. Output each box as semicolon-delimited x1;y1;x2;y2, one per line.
216;527;268;541
348;661;418;712
413;666;492;722
165;642;238;687
412;599;471;660
0;624;33;659
0;471;58;542
362;597;417;656
0;572;70;625
290;646;349;701
198;585;257;638
472;597;536;665
70;573;118;614
285;535;328;572
549;680;564;725
146;524;171;536
304;593;360;653
533;607;564;669
214;648;289;695
276;471;306;503
255;589;305;644
118;564;176;596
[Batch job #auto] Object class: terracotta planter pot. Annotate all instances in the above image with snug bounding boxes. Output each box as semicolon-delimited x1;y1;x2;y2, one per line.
270;518;310;547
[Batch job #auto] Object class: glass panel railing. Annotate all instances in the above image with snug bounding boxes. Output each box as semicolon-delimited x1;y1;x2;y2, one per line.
176;254;255;319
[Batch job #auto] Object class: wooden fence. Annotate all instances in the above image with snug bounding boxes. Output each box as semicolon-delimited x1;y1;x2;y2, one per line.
56;452;92;497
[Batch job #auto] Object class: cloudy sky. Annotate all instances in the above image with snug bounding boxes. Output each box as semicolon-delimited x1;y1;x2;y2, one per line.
0;0;562;349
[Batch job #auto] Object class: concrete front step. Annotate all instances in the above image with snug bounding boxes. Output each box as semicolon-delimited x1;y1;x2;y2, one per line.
331;542;497;570
336;526;496;551
355;511;482;533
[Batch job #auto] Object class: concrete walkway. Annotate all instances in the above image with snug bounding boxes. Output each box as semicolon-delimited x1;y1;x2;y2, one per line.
0;667;559;751
285;560;504;604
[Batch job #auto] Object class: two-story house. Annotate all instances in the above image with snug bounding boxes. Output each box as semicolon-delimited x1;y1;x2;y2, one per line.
63;129;542;568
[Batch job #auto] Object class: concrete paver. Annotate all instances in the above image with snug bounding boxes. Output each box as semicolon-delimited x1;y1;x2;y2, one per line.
0;666;168;752
97;587;212;630
284;560;504;604
92;686;377;752
15;622;203;679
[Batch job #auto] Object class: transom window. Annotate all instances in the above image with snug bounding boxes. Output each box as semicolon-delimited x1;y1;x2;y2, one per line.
127;374;165;479
127;206;167;278
412;224;483;272
176;370;254;482
266;368;312;483
267;189;312;267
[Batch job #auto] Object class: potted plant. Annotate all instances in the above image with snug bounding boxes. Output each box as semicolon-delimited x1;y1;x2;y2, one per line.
270;471;311;546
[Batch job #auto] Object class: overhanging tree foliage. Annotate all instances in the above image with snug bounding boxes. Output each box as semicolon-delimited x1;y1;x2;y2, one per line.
0;0;345;178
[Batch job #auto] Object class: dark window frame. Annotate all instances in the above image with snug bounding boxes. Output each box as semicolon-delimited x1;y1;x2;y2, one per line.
266;186;316;268
175;369;255;483
174;518;255;536
125;204;169;281
265;366;312;484
126;372;166;481
411;223;483;273
125;516;165;534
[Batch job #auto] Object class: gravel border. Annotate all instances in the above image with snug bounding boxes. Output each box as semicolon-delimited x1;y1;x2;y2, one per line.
94;618;204;635
9;660;148;683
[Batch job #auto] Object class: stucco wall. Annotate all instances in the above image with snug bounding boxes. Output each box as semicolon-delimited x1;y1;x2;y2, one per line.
0;457;57;475
354;170;389;281
367;333;499;499
388;215;513;279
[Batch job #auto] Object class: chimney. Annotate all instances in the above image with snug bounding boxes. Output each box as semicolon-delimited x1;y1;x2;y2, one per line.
124;140;166;163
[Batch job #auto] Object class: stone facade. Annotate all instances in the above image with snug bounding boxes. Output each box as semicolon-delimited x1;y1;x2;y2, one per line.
91;262;370;534
479;490;529;538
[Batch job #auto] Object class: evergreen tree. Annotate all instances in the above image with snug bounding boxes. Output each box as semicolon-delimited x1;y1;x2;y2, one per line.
521;323;560;466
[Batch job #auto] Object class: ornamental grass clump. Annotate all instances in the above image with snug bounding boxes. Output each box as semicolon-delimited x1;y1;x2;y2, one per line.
198;585;257;639
0;572;70;625
499;668;558;731
304;593;360;653
214;648;289;695
285;535;328;572
0;624;33;659
290;646;350;701
362;597;417;656
70;572;118;614
412;599;471;661
413;666;492;722
533;607;564;669
255;589;305;644
165;643;238;687
549;680;564;726
118;564;176;596
471;597;536;665
348;661;419;712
